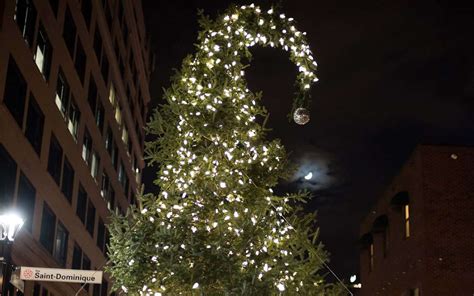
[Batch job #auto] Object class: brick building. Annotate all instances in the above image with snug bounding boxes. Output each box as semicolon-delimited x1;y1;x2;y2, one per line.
0;0;152;294
359;145;474;296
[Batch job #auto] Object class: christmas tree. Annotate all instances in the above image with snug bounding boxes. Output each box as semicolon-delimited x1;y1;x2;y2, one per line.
108;4;344;295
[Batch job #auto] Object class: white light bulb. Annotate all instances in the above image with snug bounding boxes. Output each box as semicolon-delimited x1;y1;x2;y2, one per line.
277;283;286;291
350;275;357;283
192;283;199;289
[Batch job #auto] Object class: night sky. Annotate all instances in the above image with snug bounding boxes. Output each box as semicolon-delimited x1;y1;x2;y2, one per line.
141;0;474;281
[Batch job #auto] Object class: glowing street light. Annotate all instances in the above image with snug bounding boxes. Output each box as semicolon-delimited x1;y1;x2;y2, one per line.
0;212;24;242
0;211;24;295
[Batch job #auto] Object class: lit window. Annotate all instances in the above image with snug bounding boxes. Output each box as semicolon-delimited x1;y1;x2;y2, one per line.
82;129;92;164
115;104;122;125
100;171;109;198
109;84;123;126
67;98;81;139
34;26;52;79
55;70;70;115
369;243;374;271
109;84;116;105
122;126;129;147
14;0;37;46
410;288;420;296
404;204;410;238
53;222;69;266
90;151;100;180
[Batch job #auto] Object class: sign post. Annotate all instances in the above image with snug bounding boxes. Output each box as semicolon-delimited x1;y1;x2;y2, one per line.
20;267;102;284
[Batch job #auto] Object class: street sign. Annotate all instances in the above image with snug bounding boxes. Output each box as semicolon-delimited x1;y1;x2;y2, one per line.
20;267;102;284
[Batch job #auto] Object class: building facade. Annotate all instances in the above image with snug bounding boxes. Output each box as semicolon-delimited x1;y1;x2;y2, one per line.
0;0;152;294
359;145;474;296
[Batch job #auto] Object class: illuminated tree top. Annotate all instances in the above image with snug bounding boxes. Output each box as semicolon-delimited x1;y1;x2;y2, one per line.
107;4;344;295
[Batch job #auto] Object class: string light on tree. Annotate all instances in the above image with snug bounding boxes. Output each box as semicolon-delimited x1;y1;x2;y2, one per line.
107;3;345;295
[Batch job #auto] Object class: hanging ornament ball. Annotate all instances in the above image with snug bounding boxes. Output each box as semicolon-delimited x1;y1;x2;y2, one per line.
293;108;310;125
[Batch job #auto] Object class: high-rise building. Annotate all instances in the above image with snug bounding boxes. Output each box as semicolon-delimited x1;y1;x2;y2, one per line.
0;0;153;294
358;145;474;296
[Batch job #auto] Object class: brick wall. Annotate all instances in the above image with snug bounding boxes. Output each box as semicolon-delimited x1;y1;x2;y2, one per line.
359;145;474;296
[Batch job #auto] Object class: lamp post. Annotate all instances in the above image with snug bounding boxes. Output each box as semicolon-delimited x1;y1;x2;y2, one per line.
0;212;24;296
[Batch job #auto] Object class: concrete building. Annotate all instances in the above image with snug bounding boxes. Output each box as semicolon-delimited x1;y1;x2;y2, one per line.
359;145;474;296
0;0;152;294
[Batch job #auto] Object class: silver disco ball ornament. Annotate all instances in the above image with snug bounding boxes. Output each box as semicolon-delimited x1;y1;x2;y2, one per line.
293;108;310;125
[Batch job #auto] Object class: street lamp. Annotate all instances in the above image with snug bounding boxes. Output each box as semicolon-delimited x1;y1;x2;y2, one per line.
0;212;24;296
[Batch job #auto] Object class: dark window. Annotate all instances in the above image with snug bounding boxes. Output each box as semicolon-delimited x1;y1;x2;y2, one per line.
82;254;91;292
105;230;110;257
33;283;40;296
383;227;389;258
0;145;16;207
101;54;109;83
86;201;96;236
102;0;112;30
117;0;123;21
53;222;69;266
81;0;92;29
97;218;105;252
47;135;63;185
127;136;132;155
72;244;82;269
76;185;87;223
61;158;74;202
63;6;77;57
82;129;92;165
93;28;103;63
14;0;37;46
124;174;129;196
40;203;56;253
122;22;128;44
3;57;27;127
17;172;36;232
74;39;86;84
34;25;52;80
49;0;59;16
119;58;125;79
101;280;108;296
112;142;118;169
82;254;91;270
55;70;70;115
114;40;120;61
143;104;147;122
93;284;101;296
25;95;44;155
87;77;97;111
33;284;49;296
